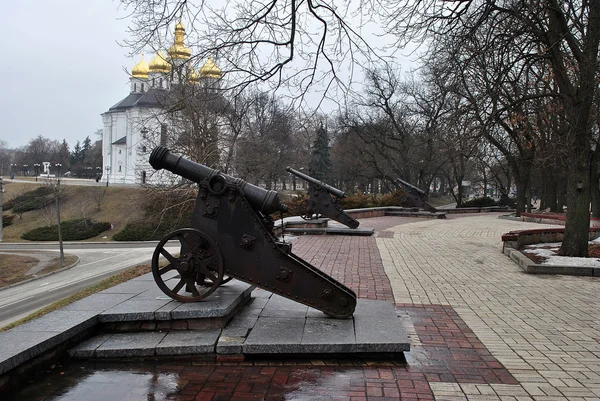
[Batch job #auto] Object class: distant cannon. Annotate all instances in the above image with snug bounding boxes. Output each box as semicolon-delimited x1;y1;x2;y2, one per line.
149;146;357;318
286;167;359;229
394;178;437;212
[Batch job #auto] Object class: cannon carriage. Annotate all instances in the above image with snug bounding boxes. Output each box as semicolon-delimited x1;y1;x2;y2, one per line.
149;146;357;318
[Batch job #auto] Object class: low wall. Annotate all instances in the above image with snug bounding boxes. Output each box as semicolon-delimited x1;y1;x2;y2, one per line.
520;212;600;227
501;226;600;251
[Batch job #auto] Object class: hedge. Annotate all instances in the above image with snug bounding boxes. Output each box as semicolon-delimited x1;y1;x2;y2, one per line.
5;186;54;215
2;214;14;227
458;196;498;208
22;219;111;241
114;219;189;241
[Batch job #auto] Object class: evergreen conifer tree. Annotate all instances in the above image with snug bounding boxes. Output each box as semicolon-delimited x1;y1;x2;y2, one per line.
309;124;332;182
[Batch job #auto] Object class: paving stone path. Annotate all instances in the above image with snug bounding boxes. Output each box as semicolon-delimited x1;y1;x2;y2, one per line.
378;215;600;401
8;214;600;401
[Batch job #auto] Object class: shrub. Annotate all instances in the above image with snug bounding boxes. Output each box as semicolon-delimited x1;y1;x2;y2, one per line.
341;190;374;209
459;197;498;208
113;218;191;241
22;219;111;241
2;214;15;227
6;186;54;215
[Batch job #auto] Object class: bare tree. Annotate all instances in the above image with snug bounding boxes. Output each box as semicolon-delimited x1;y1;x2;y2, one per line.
382;0;600;256
120;0;389;108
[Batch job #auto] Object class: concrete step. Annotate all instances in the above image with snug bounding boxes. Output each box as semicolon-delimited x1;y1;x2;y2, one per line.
69;296;410;360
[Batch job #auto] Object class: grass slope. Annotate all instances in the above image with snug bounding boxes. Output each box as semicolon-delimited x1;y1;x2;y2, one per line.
1;181;146;242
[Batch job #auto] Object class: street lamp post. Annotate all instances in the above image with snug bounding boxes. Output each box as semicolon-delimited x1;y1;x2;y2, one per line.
33;163;40;181
0;177;3;242
105;165;111;187
55;163;65;266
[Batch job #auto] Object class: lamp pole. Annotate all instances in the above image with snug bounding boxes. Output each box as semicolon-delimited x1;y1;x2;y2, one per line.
0;177;3;242
55;163;65;266
105;165;111;187
33;163;40;181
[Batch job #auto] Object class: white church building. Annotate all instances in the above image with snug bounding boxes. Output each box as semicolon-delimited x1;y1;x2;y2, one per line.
101;22;222;185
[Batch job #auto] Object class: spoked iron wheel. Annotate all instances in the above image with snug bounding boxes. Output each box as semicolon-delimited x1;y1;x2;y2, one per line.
152;228;224;302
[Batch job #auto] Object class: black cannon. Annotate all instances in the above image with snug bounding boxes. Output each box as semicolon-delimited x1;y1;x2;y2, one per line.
394;178;438;212
149;146;357;318
286;167;359;229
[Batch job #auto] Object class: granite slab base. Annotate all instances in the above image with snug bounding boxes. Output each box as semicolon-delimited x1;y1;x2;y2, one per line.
219;295;410;356
69;330;221;359
67;293;409;360
98;280;255;330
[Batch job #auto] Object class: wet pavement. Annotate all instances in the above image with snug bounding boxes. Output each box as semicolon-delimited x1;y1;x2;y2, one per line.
5;214;600;400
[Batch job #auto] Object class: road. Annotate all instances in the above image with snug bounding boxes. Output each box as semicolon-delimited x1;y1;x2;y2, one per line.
0;242;162;328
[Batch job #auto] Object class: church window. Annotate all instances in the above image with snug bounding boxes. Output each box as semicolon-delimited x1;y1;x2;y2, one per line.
134;83;137;92
119;165;122;172
142;145;147;152
142;83;145;92
152;78;155;87
160;78;163;88
142;170;146;184
119;149;122;154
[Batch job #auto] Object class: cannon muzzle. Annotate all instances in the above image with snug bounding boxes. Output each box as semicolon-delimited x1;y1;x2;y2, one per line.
395;177;425;195
150;146;287;215
286;167;345;199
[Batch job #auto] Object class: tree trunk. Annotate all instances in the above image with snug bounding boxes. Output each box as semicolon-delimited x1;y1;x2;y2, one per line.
590;151;600;218
541;167;557;211
560;151;590;256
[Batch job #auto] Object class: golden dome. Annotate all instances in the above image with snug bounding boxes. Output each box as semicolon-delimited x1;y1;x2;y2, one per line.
131;55;149;79
167;22;192;60
189;66;200;84
199;56;222;79
149;51;171;73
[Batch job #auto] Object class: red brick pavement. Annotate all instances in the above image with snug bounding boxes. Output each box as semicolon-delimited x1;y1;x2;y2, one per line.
291;228;397;302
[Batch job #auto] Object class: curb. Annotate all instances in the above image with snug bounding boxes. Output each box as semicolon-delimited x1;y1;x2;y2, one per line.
0;255;80;292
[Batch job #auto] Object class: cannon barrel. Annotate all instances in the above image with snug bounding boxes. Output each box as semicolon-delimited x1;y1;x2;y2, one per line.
286;167;346;199
395;178;425;195
150;146;287;215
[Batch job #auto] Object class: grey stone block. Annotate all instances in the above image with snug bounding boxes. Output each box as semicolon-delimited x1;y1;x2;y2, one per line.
0;331;59;375
260;295;308;318
95;332;166;358
99;299;172;322
155;330;220;355
301;317;354;353
100;280;154;294
306;307;329;318
243;317;305;354
251;288;273;299
216;336;245;354
68;333;113;359
11;310;98;337
354;300;410;352
131;287;173;300
62;293;135;312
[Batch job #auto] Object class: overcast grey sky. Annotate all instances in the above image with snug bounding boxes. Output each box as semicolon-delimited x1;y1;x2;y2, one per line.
0;1;421;151
0;0;132;149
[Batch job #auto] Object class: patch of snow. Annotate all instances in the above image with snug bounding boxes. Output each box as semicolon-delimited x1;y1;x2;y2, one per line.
522;242;600;267
543;255;600;267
